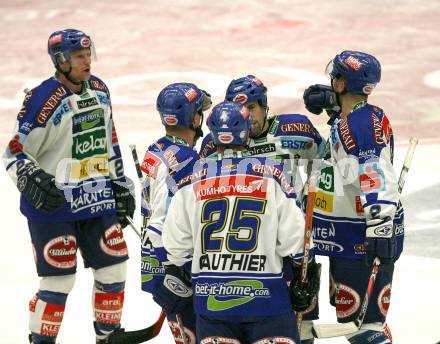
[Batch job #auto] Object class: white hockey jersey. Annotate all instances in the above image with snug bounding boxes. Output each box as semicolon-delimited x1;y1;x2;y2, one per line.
3;75;125;222
162;155;305;317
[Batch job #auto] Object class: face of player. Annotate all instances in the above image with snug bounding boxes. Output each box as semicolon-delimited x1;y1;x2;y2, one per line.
61;48;92;82
246;101;267;137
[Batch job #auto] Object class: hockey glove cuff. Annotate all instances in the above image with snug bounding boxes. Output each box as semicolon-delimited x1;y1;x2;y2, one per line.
303;84;340;118
16;162;64;213
111;177;136;229
365;220;396;266
153;265;193;314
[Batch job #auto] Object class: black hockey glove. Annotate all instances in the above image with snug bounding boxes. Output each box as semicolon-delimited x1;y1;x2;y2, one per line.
303;84;341;119
290;260;321;312
201;90;212;111
16;162;64;213
153;265;193;314
364;219;396;266
111;177;135;229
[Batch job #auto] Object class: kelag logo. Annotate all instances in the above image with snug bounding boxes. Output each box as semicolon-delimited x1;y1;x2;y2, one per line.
195;280;270;311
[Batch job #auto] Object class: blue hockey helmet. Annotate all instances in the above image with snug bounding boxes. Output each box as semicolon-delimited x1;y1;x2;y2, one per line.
207;101;253;145
225;75;268;108
325;50;381;95
156;83;206;128
48;29;95;67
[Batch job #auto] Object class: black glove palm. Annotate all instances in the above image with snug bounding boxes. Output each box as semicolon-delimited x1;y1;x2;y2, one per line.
290;261;321;312
17;163;64;213
111;178;135;228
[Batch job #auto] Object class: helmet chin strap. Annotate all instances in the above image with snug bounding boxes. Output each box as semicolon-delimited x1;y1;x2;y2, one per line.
56;63;82;86
191;111;204;142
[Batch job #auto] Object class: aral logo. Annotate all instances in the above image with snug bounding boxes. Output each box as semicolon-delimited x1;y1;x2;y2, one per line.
201;280;269;311
73;128;107;160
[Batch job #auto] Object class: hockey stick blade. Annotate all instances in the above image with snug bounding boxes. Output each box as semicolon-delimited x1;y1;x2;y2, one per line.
106;309;166;344
312;322;358;338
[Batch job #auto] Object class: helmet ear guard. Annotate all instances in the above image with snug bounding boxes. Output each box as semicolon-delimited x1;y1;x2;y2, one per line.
325;50;381;95
207;101;253;146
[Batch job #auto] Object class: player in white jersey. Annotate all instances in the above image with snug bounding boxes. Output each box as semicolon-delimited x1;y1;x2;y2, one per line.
140;82;211;344
3;29;135;343
303;51;404;343
153;101;314;343
199;75;323;343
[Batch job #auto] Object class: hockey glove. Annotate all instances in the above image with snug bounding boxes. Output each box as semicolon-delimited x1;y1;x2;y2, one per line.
16;162;64;213
303;84;340;118
364;219;396;266
111;177;135;229
153;265;193;314
201;90;212;111
290;260;321;312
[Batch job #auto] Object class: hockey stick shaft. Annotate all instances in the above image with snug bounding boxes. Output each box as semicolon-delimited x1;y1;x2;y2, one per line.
296;173;318;331
312;137;418;338
398;137;418;193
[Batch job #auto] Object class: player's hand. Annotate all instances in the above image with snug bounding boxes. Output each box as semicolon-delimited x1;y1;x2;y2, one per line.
16;162;64;213
290;261;321;312
364;220;396;266
303;84;340;117
111;177;135;228
153;265;192;314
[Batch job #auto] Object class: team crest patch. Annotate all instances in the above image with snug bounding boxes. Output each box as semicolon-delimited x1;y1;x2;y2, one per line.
378;283;392;316
43;235;77;269
99;224;128;257
168;320;196;344
335;284;360;318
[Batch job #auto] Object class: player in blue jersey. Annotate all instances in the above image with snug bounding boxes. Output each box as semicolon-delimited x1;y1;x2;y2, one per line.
303;50;404;343
154;100;315;343
140;82;212;343
2;29;135;343
199;75;324;343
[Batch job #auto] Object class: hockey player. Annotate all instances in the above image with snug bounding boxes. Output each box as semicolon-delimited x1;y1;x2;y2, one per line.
303;50;405;343
199;75;323;343
3;29;135;343
154;101;311;344
140;82;212;344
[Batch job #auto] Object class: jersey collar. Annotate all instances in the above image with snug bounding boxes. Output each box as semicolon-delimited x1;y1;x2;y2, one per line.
165;135;190;146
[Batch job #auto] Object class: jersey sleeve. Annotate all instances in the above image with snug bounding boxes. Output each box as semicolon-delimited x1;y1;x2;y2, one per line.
162;187;194;267
141;151;171;262
271;166;306;258
3;89;50;185
339;110;399;236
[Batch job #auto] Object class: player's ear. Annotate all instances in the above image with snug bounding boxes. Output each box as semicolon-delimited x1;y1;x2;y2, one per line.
333;78;345;93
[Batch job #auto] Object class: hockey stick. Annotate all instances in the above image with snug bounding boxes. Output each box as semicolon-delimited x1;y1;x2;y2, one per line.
109;146;187;344
106;309;166;344
296;173;319;332
312;137;419;339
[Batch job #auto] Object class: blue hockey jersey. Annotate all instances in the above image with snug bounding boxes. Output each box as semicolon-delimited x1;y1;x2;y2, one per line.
140;135;199;294
312;102;404;259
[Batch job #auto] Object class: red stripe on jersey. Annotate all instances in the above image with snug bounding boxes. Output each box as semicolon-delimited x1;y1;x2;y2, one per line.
193;175;268;200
